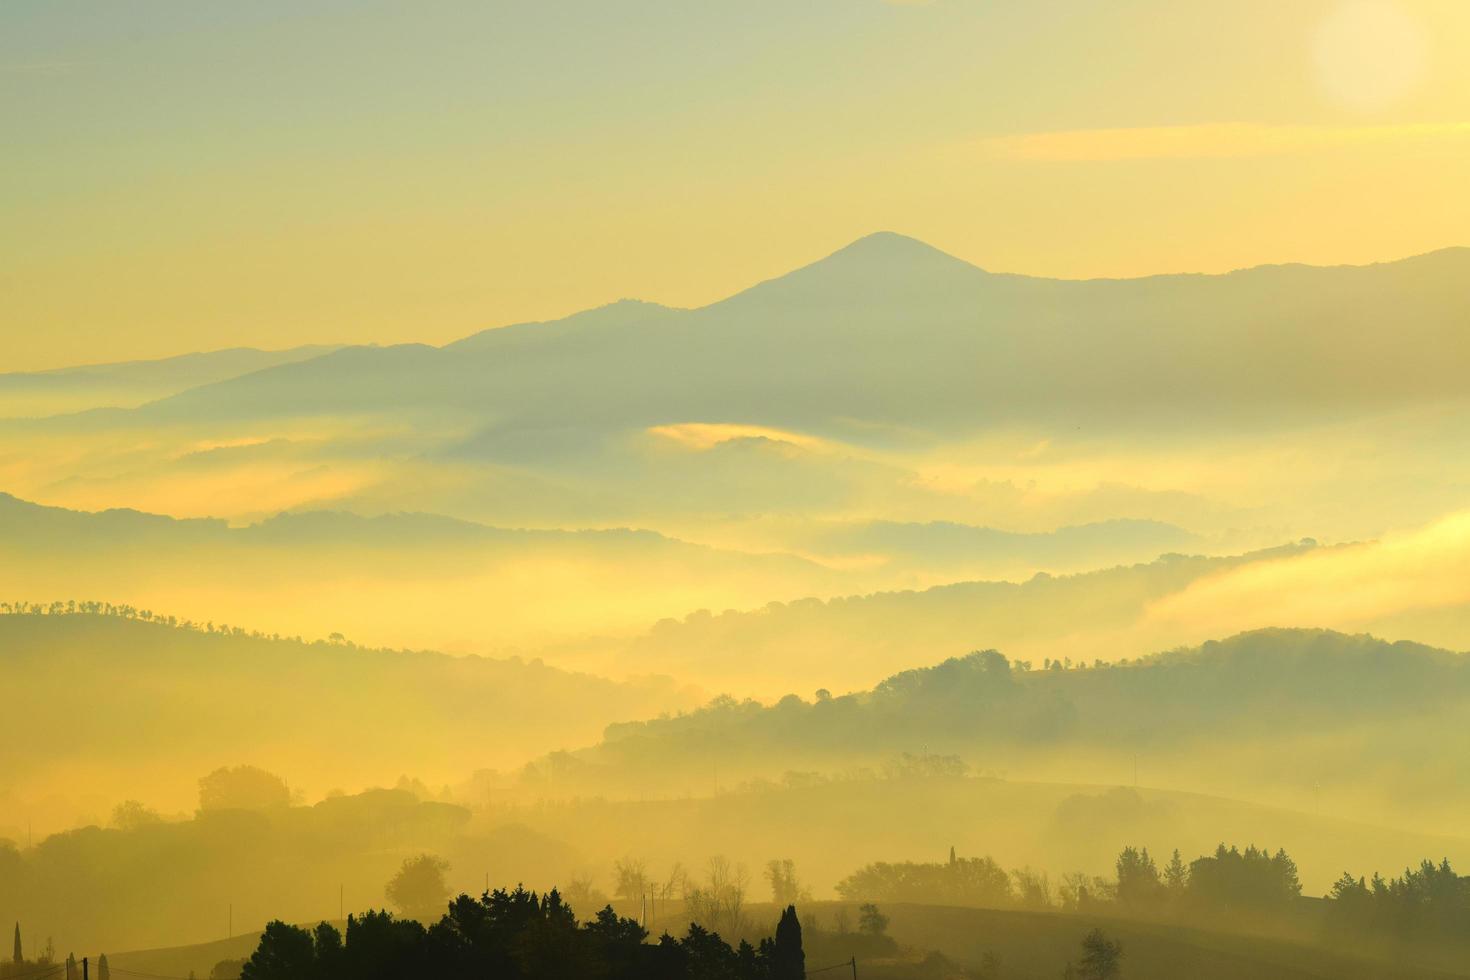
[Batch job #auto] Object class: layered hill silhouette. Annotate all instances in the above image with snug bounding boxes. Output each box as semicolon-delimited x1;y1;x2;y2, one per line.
0;344;339;418
0;492;855;649
545;628;1470;833
0;492;1236;666
570;541;1323;692
65;234;1470;442
0;610;696;828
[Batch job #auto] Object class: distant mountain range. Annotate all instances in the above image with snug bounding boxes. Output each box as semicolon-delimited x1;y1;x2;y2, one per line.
0;345;340;418
13;234;1466;444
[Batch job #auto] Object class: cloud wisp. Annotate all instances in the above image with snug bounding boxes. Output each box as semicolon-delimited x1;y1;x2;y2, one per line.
971;121;1470;162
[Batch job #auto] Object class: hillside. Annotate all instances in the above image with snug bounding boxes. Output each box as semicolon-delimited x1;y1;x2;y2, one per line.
0;611;695;831
555;628;1470;833
878;903;1470;980
0;492;854;653
570;542;1321;692
0;787;580;958
503;770;1470;903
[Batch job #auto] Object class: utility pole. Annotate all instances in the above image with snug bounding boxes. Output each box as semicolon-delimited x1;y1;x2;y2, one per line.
850;956;858;979
228;903;232;939
82;958;88;980
339;884;344;922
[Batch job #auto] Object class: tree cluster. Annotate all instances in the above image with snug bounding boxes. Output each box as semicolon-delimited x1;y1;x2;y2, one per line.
239;888;805;980
1327;859;1470;950
1110;843;1300;921
836;853;1012;907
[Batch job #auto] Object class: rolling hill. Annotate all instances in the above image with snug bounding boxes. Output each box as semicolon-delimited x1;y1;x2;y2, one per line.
0;611;695;832
549;628;1470;834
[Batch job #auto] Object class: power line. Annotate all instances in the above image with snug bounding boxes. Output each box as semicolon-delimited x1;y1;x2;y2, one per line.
0;964;66;980
113;968;233;980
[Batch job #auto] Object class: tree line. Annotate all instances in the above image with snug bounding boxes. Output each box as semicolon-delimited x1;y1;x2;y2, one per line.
237;887;805;980
1327;858;1470;951
840;840;1470;961
0;600;358;648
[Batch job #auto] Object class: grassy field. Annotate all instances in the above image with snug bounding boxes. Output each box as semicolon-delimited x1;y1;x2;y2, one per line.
870;902;1469;980
109;930;265;980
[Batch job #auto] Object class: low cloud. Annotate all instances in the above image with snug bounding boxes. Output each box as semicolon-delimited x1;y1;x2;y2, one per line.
1143;511;1470;640
972;121;1470;162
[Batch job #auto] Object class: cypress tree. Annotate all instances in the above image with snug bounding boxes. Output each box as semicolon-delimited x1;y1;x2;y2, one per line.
769;905;804;980
98;954;111;980
12;923;20;964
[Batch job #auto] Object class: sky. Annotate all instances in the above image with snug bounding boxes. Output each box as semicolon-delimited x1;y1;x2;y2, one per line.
3;0;1469;371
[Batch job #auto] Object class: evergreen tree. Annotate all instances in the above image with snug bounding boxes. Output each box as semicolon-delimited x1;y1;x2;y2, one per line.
12;923;20;964
1163;849;1188;896
1078;928;1123;980
1115;846;1161;907
98;954;111;980
767;905;804;980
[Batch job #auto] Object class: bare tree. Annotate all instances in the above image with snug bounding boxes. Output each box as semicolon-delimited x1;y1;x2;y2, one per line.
1011;866;1054;909
613;856;650;902
765;858;812;906
564;874;609;917
685;856;750;934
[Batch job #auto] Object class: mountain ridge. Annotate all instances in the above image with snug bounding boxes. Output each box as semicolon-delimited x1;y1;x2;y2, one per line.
17;236;1470;386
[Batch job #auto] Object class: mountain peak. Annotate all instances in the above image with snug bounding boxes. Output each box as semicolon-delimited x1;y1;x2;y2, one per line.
831;230;955;258
720;231;989;308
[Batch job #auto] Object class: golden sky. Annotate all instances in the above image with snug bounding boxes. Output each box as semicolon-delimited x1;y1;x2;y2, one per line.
3;0;1468;371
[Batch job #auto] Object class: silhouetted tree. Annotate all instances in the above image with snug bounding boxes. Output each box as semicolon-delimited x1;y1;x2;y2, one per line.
198;766;290;812
236;886;797;980
838;855;1012;906
765;859;810;905
1078;928;1123;980
614;857;650;903
11;924;19;965
765;905;804;980
1162;849;1188;896
97;954;110;980
311;923;341;977
1324;857;1470;948
858;903;889;937
112;800;163;831
385;854;451;922
1186;844;1300;916
241;921;316;980
1115;847;1161;908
